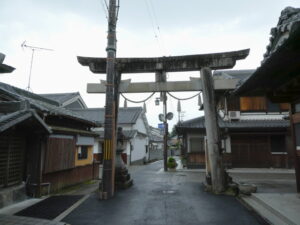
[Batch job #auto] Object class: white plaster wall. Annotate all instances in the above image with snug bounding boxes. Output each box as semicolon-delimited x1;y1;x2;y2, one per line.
133;115;147;134
131;135;148;163
120;124;132;130
93;141;99;154
225;136;231;153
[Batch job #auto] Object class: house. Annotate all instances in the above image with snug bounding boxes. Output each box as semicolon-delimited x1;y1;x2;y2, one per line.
176;70;292;169
40;92;87;109
234;7;300;192
0;82;100;207
73;107;151;165
148;126;164;161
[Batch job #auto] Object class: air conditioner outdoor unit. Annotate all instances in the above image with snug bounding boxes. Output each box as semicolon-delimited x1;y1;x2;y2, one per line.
228;111;240;120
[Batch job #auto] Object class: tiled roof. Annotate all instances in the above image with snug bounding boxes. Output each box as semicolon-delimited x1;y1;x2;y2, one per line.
263;7;300;62
213;69;254;85
177;116;290;131
96;129;138;140
40;92;80;104
0;83;96;126
234;7;300;95
73;107;143;125
0;110;51;133
0;53;15;73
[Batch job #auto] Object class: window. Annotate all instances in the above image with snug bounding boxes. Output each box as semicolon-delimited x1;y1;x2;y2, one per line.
295;103;300;113
240;97;266;112
270;135;286;153
267;100;280;113
189;138;204;153
78;146;88;160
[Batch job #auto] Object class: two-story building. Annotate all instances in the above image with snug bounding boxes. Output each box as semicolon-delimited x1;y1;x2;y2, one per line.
235;7;300;192
176;70;292;169
73;107;151;165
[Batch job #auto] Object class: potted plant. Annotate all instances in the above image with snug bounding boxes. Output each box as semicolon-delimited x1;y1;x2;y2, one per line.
167;156;177;171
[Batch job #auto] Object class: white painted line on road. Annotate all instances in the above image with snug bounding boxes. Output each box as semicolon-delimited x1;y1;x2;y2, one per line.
150;160;162;165
53;194;90;222
156;168;164;174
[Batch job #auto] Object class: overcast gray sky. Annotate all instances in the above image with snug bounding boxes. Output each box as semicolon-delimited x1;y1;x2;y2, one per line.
1;0;299;128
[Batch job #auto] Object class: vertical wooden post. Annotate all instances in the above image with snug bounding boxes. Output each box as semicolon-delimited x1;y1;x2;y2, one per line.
200;67;226;193
100;0;118;199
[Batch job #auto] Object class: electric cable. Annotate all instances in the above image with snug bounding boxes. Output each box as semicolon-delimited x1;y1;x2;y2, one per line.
101;0;108;19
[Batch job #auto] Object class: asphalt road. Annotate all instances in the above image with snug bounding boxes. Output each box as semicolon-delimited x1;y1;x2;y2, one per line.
63;161;265;225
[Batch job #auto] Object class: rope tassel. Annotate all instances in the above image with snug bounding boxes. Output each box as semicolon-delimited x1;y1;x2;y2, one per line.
177;100;181;112
198;94;202;106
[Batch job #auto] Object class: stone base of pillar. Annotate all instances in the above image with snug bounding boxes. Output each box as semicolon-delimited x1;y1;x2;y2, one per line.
115;148;133;190
115;167;133;189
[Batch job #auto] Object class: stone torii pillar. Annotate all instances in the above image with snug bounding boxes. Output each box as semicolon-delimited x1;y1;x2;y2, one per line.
78;49;249;195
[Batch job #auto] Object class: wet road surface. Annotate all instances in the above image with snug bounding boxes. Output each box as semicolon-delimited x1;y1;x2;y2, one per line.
63;161;265;225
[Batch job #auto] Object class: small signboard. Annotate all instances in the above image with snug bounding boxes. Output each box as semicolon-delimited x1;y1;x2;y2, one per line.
158;123;164;129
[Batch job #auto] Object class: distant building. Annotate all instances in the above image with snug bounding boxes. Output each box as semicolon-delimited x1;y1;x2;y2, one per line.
73;107;151;165
148;126;164;161
40;92;87;109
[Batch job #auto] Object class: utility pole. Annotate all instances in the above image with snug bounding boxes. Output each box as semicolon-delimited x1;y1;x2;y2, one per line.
156;71;168;171
200;67;226;193
163;91;168;171
100;0;118;199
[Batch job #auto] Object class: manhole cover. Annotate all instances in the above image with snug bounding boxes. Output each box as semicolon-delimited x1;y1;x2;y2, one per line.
176;174;186;176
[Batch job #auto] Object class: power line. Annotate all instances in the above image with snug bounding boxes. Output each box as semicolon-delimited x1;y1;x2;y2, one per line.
144;0;164;55
101;0;108;19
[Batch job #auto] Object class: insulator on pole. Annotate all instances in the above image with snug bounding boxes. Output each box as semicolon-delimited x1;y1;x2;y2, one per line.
143;102;147;113
177;100;181;112
124;99;127;108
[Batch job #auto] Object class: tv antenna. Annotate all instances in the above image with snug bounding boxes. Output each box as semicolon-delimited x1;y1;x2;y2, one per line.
21;41;53;91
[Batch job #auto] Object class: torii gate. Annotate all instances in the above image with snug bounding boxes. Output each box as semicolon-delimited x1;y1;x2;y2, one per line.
77;0;249;199
78;49;249;198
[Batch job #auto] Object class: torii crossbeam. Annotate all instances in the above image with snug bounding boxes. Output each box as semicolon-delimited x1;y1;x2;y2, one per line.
78;49;249;74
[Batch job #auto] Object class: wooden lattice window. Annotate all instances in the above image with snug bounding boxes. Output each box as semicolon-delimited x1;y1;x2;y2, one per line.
0;135;24;188
240;97;267;112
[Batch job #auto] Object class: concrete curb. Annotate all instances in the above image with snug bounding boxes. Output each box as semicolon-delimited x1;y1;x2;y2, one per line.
241;194;297;225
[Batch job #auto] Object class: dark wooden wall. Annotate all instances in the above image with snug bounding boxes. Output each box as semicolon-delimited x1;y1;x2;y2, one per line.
44;137;76;173
43;163;100;193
